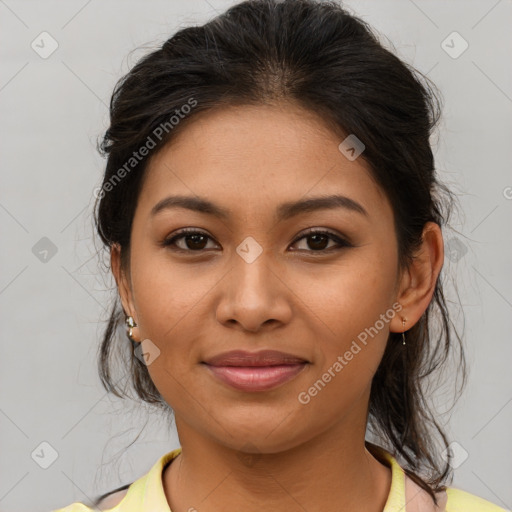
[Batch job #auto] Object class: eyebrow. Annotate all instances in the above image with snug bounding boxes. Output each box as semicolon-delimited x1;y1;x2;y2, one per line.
150;194;368;221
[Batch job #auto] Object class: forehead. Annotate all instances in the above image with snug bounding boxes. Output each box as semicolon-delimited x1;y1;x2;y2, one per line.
137;103;390;221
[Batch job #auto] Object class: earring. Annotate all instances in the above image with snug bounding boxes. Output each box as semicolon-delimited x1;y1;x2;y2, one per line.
125;315;137;340
402;317;407;346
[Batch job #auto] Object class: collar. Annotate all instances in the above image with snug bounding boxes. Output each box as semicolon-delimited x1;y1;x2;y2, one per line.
369;443;409;511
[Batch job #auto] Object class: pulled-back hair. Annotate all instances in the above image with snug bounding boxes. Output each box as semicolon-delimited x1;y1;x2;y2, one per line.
93;0;466;506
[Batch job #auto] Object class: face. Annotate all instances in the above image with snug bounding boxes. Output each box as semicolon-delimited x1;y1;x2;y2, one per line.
115;102;405;453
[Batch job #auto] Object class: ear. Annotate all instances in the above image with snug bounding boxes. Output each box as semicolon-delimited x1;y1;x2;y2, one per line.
111;243;141;342
390;222;444;334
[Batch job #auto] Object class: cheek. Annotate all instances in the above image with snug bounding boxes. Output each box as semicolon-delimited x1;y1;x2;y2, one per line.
131;240;208;319
306;248;398;335
300;247;398;384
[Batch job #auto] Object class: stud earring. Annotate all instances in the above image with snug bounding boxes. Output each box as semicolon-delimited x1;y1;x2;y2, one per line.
125;316;137;340
402;317;407;346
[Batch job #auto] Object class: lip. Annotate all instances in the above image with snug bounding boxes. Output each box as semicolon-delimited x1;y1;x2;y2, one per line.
203;349;309;367
202;350;309;392
204;363;308;392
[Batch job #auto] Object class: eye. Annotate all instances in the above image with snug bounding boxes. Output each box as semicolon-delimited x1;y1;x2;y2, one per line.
161;227;352;254
161;228;218;252
290;228;353;252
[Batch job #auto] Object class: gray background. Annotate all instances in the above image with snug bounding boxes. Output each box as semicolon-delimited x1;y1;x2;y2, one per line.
1;1;511;511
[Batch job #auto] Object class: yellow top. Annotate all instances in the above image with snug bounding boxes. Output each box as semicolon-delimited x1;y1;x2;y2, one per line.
52;446;508;512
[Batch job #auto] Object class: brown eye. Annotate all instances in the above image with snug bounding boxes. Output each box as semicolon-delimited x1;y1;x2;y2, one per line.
305;233;330;250
290;229;352;252
162;229;218;252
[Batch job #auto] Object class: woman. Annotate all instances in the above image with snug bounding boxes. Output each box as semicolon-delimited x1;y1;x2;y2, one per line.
52;0;507;510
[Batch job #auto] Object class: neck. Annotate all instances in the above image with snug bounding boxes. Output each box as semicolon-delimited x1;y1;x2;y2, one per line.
163;418;392;512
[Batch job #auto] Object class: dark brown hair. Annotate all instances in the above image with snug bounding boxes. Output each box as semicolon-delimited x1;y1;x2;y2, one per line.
92;0;466;506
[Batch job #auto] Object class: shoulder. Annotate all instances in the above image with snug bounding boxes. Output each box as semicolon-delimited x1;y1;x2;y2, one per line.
52;448;180;512
402;465;507;512
51;488;130;512
94;488;130;509
445;486;509;512
51;504;95;512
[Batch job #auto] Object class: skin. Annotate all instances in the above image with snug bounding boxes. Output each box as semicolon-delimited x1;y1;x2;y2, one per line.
111;102;444;512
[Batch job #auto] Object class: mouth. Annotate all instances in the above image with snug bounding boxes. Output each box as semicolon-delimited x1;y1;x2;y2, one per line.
202;349;309;367
202;363;308;392
201;349;310;392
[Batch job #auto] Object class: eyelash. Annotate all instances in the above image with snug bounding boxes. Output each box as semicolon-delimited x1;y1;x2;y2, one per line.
160;227;353;254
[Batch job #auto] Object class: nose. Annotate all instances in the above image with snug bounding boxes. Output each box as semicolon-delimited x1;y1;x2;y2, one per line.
214;249;293;333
